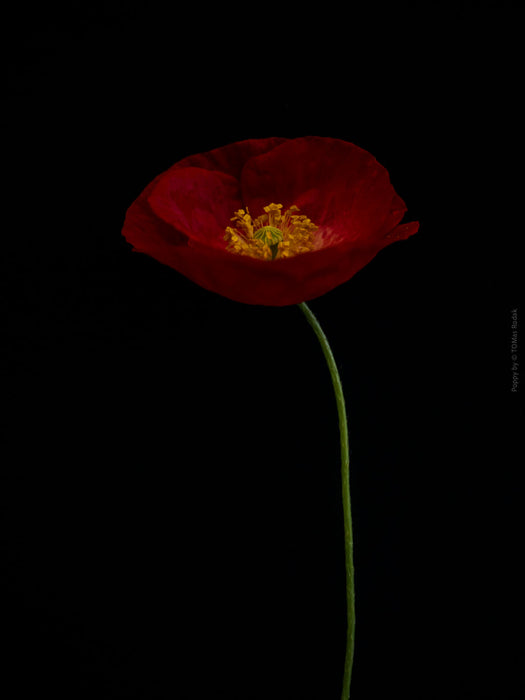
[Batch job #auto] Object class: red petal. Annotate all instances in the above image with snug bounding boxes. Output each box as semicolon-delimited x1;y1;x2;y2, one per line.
240;136;401;243
384;220;420;241
122;174;189;256
147;167;240;248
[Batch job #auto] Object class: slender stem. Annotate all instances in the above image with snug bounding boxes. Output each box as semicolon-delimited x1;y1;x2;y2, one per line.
298;302;355;699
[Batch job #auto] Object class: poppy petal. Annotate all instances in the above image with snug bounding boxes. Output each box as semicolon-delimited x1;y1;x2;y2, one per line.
240;136;396;241
122;175;189;255
384;220;420;241
147;167;240;248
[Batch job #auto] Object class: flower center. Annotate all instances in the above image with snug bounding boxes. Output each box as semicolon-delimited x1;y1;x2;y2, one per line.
224;203;318;260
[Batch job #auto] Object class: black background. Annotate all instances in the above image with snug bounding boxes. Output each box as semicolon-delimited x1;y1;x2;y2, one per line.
2;2;523;698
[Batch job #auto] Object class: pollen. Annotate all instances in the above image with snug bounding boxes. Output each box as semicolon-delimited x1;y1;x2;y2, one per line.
224;203;318;260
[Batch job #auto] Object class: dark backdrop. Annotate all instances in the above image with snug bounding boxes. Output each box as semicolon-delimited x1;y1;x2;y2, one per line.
2;2;522;699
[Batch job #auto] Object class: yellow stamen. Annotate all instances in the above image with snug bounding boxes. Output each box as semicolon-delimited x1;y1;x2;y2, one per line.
224;203;318;260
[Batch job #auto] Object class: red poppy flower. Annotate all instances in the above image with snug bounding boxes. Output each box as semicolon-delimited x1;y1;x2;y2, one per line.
122;136;419;306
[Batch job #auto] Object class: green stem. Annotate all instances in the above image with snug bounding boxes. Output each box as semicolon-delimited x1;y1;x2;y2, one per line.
298;302;355;699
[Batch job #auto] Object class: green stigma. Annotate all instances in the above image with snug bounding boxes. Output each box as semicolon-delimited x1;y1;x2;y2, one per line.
253;225;283;259
253;225;283;245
